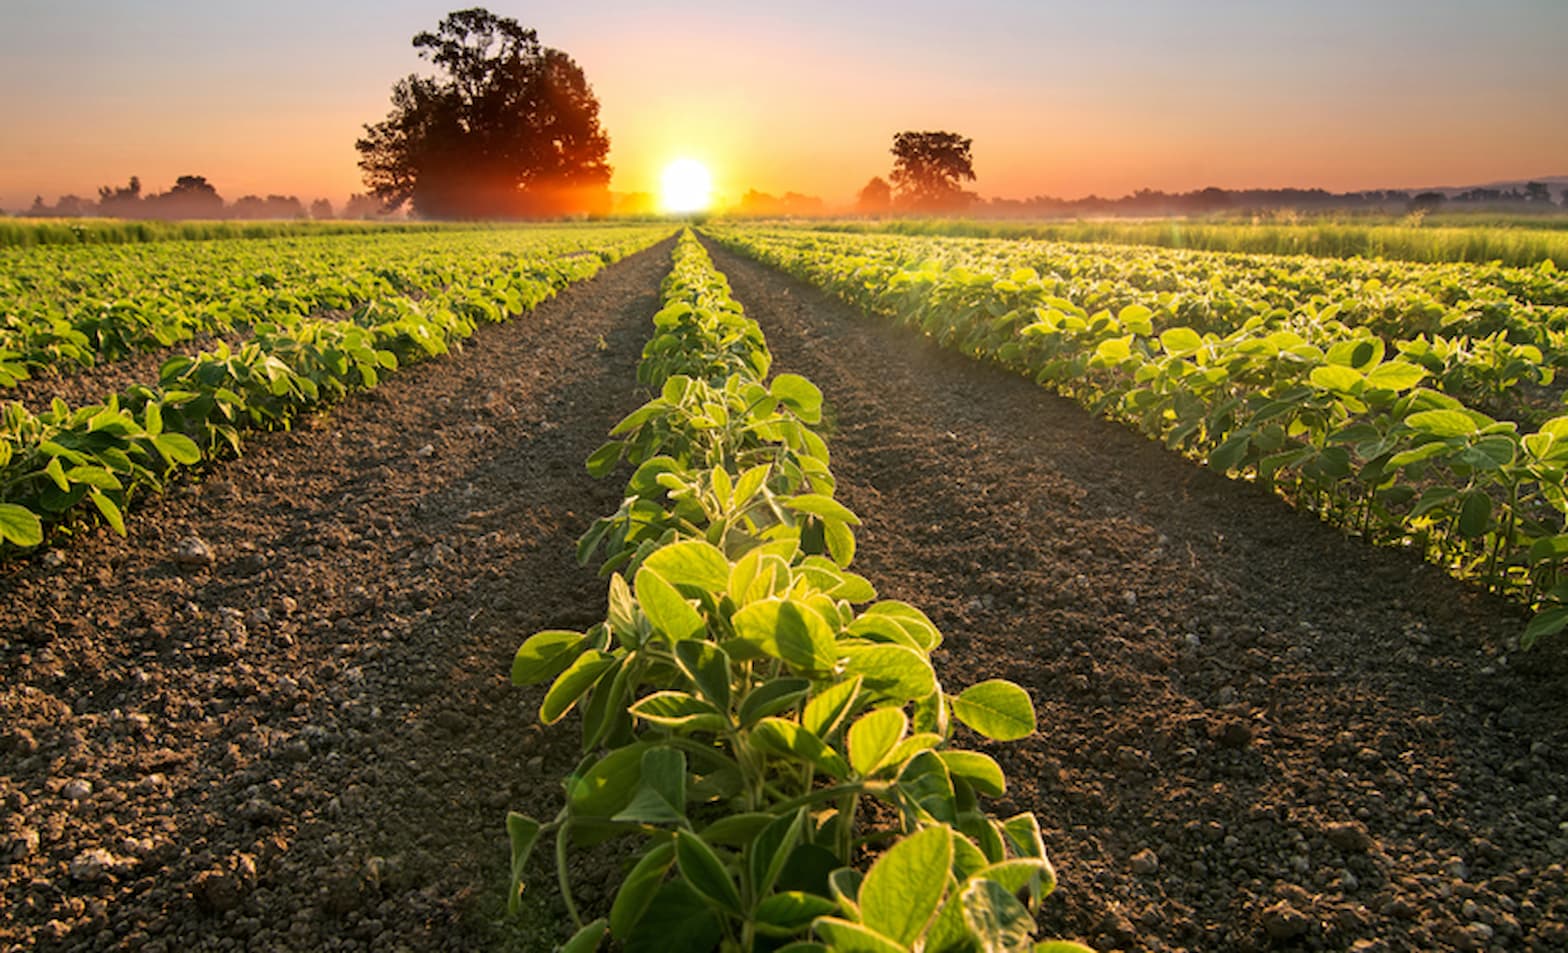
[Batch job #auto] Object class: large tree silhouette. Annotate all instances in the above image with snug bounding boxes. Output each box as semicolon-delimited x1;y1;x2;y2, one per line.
356;8;612;218
889;131;975;211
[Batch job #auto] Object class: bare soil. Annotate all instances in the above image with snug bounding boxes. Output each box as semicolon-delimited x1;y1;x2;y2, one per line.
3;231;1566;953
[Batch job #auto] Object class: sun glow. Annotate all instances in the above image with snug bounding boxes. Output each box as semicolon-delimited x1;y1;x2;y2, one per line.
660;158;713;213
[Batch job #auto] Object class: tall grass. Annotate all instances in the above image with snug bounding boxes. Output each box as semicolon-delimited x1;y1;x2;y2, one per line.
814;218;1568;268
0;218;450;248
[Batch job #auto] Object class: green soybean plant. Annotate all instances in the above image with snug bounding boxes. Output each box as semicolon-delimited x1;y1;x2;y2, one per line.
508;232;1091;953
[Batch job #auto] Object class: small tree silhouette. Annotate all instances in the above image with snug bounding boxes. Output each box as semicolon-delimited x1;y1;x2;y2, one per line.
889;132;975;211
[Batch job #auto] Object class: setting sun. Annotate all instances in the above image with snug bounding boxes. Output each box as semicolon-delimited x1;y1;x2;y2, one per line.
660;158;713;213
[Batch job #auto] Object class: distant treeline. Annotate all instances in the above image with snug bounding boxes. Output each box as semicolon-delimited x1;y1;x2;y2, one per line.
968;183;1568;218
16;176;393;222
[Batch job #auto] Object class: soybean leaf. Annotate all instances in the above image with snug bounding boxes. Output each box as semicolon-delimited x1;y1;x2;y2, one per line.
613;748;687;825
754;892;839;937
153;432;202;466
961;879;1036;952
802;675;863;740
812;919;907;953
859;825;953;946
937;750;1007;797
824;518;857;568
973;858;1056;899
1158;327;1203;357
855;602;942;651
924;894;973;953
898;751;958;826
828;867;863;917
786;493;861;525
512;630;586;685
1406;408;1481;438
643;538;730;591
674;640;731;709
505;812;542;915
700;813;775;847
748;808;805;900
674;830;743;916
842;644;936;703
580;655;630;750
778;842;841;896
1365;360;1425;391
771;373;823;422
885;732;945;767
1523;606;1568;649
951;826;995;879
952;680;1036;741
567;742;647;817
1208;433;1251;473
586;441;622;478
848;707;907;776
751;718;851;778
611;843;677;940
44;457;70;492
540;650;615;724
88;490;126;536
622;881;722;953
737;677;811;726
636;565;706;642
627;691;726;733
1000;814;1047;861
1457;490;1493;538
731;599;837;673
0;504;43;548
1309;364;1364;393
561;917;608;953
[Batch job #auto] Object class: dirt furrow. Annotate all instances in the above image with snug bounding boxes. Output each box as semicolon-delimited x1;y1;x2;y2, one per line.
704;237;1568;953
0;237;674;952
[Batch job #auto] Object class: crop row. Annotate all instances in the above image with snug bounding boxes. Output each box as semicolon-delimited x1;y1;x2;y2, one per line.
730;228;1568;424
708;226;1568;646
508;231;1090;953
0;226;669;552
815;217;1568;273
0;227;647;385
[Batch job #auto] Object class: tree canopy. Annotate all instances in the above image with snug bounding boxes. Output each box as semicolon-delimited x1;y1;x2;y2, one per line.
889;131;975;211
356;8;612;219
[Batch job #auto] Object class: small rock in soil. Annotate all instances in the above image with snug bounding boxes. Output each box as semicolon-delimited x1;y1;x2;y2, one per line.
192;868;244;913
9;827;41;860
1130;848;1160;875
6;727;38;755
1326;821;1373;852
69;848;125;882
173;536;215;568
1217;720;1254;749
62;778;93;800
1261;900;1312;941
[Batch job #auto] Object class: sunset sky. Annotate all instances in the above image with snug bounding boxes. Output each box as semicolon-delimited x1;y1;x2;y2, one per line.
2;0;1565;212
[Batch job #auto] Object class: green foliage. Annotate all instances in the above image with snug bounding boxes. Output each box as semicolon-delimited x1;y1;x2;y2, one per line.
0;218;448;249
812;217;1568;270
0;225;651;375
0;226;671;552
509;232;1084;952
706;225;1568;646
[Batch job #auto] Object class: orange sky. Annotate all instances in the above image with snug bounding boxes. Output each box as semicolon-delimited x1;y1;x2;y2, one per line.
2;1;1565;211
